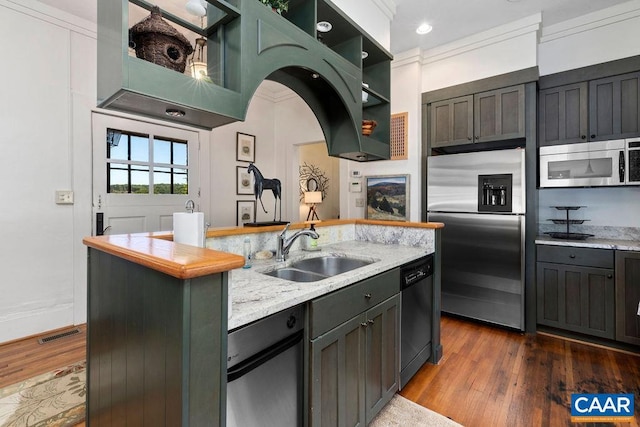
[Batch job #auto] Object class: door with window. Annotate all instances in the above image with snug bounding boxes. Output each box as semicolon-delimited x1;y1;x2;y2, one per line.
92;113;200;235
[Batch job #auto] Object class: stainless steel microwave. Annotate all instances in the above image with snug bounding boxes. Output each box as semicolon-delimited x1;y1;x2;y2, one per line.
539;139;640;188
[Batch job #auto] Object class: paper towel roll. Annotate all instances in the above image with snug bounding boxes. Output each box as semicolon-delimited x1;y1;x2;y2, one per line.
173;212;205;247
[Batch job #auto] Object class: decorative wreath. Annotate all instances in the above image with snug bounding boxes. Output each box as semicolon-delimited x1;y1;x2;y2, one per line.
299;163;329;202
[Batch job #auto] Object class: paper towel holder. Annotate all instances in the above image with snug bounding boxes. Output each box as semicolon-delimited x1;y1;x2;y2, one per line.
185;199;195;213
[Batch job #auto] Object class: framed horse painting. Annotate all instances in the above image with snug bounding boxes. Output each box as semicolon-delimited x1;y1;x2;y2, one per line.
236;132;255;162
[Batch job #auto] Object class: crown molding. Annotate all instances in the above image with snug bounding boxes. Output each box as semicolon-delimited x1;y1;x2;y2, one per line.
1;0;96;38
392;48;422;69
420;13;541;65
370;0;396;21
540;0;640;43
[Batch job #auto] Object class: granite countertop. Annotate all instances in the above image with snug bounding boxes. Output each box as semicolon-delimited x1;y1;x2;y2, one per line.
227;240;430;330
535;236;640;251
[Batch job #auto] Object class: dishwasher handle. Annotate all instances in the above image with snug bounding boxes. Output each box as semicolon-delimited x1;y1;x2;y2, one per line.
227;330;303;383
402;263;433;290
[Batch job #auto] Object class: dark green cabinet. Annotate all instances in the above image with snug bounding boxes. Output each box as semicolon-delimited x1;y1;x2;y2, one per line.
615;251;640;346
589;71;640;141
538;71;640;146
539;82;588;146
430;95;473;148
536;245;615;339
429;85;524;149
98;0;392;160
308;269;400;427
474;85;525;142
86;248;228;426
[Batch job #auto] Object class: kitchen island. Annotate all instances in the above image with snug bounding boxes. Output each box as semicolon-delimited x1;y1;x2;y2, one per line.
83;219;443;426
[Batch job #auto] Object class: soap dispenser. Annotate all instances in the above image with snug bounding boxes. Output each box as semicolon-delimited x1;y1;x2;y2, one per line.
242;237;252;268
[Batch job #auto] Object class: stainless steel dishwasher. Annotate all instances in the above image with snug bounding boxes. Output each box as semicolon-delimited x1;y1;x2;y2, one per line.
227;304;304;427
400;255;434;389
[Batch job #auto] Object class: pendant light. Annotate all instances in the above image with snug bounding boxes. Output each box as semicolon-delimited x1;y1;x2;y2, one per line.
189;36;208;80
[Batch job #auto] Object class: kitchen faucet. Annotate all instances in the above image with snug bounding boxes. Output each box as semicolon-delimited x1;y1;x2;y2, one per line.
276;223;319;262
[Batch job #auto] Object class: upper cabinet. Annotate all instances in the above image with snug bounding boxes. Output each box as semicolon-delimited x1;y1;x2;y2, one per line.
430;85;525;149
539;63;640;146
98;0;392;161
539;82;588;146
589;72;640;141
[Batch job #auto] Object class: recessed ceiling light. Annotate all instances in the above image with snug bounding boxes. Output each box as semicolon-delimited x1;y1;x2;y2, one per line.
316;21;332;33
416;23;433;35
165;108;186;117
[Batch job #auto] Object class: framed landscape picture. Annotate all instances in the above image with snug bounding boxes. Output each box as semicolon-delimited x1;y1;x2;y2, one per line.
236;166;253;195
365;175;409;221
236;200;255;225
236;132;255;162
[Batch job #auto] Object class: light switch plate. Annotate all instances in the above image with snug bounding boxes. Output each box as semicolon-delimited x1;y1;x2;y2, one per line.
56;190;74;205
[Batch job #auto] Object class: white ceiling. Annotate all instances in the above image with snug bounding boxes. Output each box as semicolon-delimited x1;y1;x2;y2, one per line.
39;0;633;55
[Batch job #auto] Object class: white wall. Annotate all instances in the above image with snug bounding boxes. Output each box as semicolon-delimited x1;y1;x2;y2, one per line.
209;87;278;226
0;0;95;342
420;14;540;92
538;0;640;76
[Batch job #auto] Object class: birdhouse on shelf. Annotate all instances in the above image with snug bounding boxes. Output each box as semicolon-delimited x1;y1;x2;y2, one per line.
129;6;194;73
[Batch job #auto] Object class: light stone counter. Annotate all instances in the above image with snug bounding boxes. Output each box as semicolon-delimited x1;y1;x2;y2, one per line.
535;236;640;251
227;240;431;330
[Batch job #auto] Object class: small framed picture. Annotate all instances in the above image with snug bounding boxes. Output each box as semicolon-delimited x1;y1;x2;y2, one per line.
365;174;409;221
237;166;253;195
236;132;256;163
236;200;255;226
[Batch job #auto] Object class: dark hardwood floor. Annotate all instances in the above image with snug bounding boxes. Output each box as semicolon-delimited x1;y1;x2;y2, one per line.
1;316;638;426
401;315;640;427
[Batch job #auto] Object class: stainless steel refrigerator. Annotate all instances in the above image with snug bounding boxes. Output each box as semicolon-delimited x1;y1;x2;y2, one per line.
427;148;525;330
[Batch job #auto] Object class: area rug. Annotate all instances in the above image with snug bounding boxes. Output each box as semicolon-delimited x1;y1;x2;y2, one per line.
0;363;459;427
0;362;85;427
370;394;463;427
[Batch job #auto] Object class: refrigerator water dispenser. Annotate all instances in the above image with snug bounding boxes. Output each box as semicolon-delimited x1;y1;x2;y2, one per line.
478;174;513;212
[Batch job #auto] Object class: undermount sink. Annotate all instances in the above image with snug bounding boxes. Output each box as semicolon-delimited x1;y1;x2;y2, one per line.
264;268;327;283
289;256;373;276
263;256;374;282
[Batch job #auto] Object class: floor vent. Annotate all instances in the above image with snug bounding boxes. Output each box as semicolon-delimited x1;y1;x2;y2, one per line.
38;328;81;344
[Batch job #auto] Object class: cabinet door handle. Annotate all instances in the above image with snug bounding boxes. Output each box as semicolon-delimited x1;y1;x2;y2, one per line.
367;319;375;325
569;254;576;258
581;135;586;140
360;322;368;328
607;274;613;279
590;134;596;139
364;293;372;299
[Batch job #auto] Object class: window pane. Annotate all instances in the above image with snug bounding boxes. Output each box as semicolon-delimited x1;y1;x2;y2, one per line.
131;165;149;194
108;164;129;193
108;136;128;161
173;142;188;166
130;135;149;162
154;167;171;194
174;168;188;194
154;138;171;164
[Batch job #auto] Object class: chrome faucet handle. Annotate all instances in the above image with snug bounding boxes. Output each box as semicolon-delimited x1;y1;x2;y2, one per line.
279;222;291;237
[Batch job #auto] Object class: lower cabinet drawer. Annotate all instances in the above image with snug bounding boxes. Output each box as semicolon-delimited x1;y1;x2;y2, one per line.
309;268;399;339
537;245;614;269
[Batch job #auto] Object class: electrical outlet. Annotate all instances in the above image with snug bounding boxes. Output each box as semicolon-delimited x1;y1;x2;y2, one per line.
355;198;364;207
56;190;74;205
